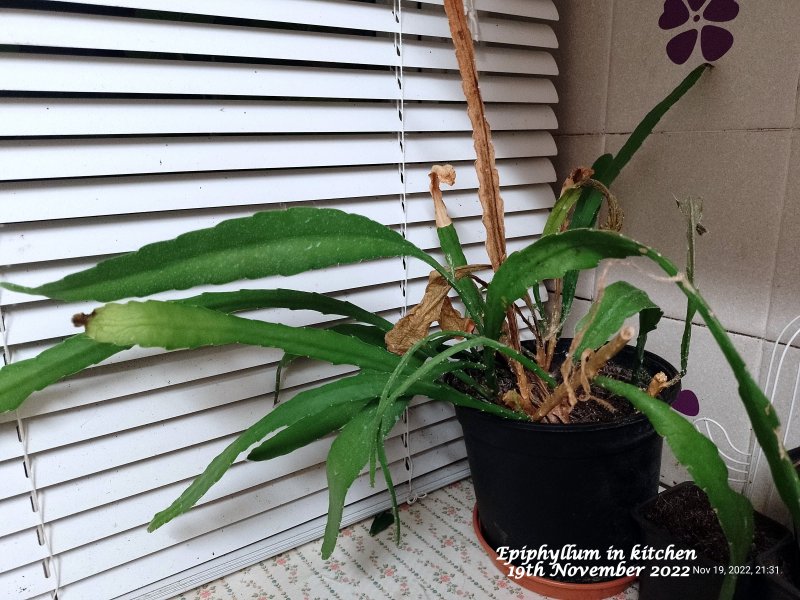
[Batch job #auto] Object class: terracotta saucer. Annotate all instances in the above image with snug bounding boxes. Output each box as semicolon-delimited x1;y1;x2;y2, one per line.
471;505;637;600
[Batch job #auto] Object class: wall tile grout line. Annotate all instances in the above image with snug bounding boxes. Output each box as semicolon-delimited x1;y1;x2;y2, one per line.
599;0;617;185
761;132;795;348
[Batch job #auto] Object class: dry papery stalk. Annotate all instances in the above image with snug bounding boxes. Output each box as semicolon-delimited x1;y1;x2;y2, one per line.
647;372;669;397
559;166;595;197
443;0;541;409
559;167;624;234
443;0;506;271
534;326;636;423
429;164;455;228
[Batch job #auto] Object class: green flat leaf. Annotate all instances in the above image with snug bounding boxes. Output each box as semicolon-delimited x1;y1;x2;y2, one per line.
573;281;662;359
637;304;663;368
0;334;122;413
561;65;709;321
84;301;403;374
542;186;583;237
436;223;485;328
3;207;442;302
273;352;300;405
268;325;394;406
326;323;390;349
570;154;615;230
375;430;401;544
415;380;526;420
369;510;395;536
680;301;697;375
149;372;395;531
370;332;545;462
606;64;710;185
322;397;408;558
0;287;390;414
485;230;648;340
181;288;393;332
595;376;752;600
634;251;800;531
559;154;614;324
247;397;374;461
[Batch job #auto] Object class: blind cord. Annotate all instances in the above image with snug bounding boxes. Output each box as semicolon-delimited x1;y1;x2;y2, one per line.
394;0;424;506
0;306;62;598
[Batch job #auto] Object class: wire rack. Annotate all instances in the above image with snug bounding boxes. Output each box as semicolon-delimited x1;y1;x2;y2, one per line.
689;315;800;500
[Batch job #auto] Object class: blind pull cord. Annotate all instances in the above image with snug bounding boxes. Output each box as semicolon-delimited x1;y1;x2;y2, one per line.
1;304;62;599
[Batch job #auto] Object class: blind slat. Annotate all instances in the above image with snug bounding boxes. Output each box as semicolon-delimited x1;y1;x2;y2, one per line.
1;9;556;74
411;0;558;20
0;529;48;576
0;131;553;182
0;100;556;137
0;159;555;225
39;403;447;533
45;409;459;559
0;53;556;102
42;0;398;33
1;441;466;599
34;0;558;35
1;9;399;68
0;494;39;539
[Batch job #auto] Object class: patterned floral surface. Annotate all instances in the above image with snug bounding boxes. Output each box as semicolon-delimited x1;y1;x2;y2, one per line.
170;479;639;600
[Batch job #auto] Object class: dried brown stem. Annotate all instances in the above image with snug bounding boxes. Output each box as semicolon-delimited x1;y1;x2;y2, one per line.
506;309;535;410
511;303;539;344
443;0;506;271
521;292;544;349
541;277;564;371
647;372;669;397
429;164;456;227
533;326;636;422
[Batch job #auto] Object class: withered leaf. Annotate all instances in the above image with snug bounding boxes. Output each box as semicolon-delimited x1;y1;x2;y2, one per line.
438;297;474;335
501;390;523;412
384;265;486;355
430;164;456;228
385;271;451;355
560;166;594;197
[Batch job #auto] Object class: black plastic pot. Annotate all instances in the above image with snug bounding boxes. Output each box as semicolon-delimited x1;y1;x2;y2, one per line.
633;481;795;600
753;544;800;600
754;447;800;599
455;341;679;585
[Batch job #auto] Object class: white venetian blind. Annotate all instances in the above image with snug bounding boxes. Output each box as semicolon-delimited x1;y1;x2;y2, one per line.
0;1;559;598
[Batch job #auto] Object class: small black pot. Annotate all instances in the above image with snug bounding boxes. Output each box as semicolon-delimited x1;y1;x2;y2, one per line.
753;544;800;600
455;341;679;584
633;481;795;600
754;447;800;599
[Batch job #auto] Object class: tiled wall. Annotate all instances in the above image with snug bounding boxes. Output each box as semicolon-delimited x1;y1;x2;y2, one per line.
550;0;800;519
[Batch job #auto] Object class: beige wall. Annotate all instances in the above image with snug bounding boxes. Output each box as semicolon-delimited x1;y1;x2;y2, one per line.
551;0;800;518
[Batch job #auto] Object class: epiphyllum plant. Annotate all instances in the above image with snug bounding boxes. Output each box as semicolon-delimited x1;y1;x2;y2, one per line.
0;3;798;598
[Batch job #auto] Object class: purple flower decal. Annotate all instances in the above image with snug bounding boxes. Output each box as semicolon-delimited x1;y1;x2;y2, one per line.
673;389;700;417
659;0;739;64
